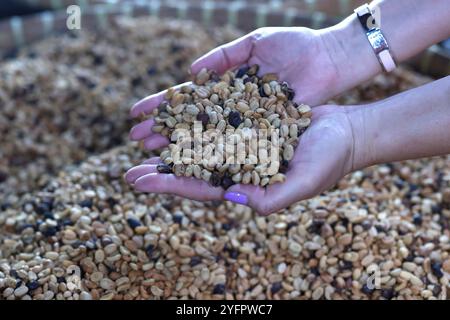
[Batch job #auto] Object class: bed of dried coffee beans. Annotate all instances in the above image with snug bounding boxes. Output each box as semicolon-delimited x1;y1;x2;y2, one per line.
151;65;312;188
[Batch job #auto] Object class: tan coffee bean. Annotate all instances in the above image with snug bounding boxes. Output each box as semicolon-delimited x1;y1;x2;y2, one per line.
185;164;194;177
195;87;210;99
201;169;211;182
185;104;199;116
260;177;270;187
289;124;298;138
266;113;279;123
232;172;242;183
262;73;278;82
213;81;228;92
165;117;177;128
269;173;286;185
242;171;252;184
172;103;185;114
298;117;311;128
228;164;241;174
210;93;219;104
195;67;209;85
151;125;164;133
170;93;185;106
297;104;312;117
181;84;193;94
283;144;294;161
236;101;250;113
163;157;173;165
173;164;185;176
272;118;281;128
193;164;202;179
244;82;254;93
263;83;272;96
165;87;175;100
280;124;289;138
252;171;261;185
286;105;300;119
216;119;226;132
259;118;271;129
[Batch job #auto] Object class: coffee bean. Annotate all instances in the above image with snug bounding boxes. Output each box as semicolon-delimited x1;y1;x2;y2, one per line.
127;218;142;229
431;262;443;278
190;256;202;267
271;282;282;294
157;163;173;174
258;85;267;97
381;289;395;299
0;170;8;183
79;199;93;208
35;202;51;215
361;284;374;295
213;283;225;295
221;175;234;190
412;213;423;225
196;112;210;127
42;226;57;237
210;172;222;187
26;281;40;291
236;66;249;78
228;111;242;128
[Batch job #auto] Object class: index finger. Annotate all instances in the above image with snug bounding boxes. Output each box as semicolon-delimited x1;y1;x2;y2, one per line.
191;32;256;75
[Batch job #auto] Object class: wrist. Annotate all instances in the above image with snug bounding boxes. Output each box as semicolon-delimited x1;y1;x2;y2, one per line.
319;14;382;96
345;104;379;172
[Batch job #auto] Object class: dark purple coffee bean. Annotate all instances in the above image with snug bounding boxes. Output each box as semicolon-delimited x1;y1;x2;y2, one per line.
280;159;289;174
196;112;210;127
236;66;249;78
228;111;242;128
210;71;221;82
157;163;173;174
210;173;222;187
221;174;235;190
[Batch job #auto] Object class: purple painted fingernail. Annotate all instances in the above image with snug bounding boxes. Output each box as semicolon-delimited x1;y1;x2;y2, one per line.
224;192;248;205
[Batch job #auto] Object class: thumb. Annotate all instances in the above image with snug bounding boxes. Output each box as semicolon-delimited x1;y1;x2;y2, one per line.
191;32;256;75
223;170;315;216
224;177;307;216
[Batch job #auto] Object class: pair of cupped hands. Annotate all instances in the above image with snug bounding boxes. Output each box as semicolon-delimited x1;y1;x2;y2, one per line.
125;27;360;215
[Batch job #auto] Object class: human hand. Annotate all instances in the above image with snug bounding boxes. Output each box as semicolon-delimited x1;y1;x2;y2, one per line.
128;26;362;150
126;27;372;215
130;27;349;122
126;104;358;215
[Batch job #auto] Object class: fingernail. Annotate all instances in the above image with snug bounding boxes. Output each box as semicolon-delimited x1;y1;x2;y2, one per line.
224;192;248;205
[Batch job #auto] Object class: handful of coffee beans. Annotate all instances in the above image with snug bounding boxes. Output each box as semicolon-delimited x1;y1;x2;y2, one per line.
151;65;312;188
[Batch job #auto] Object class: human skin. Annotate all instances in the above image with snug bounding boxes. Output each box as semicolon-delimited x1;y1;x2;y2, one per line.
126;0;450;215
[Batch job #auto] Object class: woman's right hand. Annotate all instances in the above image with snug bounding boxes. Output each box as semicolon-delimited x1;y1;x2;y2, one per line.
129;24;379;147
131;25;374;121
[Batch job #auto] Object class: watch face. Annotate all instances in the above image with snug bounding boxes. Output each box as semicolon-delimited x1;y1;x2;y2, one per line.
367;30;388;54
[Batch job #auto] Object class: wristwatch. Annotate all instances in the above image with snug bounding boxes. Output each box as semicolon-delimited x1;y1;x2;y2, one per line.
354;3;396;72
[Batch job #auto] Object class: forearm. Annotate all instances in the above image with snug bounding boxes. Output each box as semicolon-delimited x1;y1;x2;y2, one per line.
351;76;450;170
322;0;450;95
